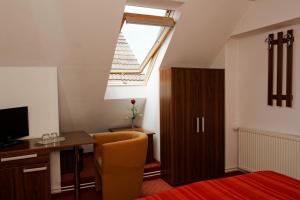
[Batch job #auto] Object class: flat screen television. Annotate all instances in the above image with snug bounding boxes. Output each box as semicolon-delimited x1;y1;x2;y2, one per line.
0;106;29;148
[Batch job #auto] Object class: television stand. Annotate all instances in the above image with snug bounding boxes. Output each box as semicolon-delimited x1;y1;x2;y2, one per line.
0;139;24;148
0;131;96;200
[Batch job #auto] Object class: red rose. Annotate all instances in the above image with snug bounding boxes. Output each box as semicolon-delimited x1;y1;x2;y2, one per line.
131;99;136;105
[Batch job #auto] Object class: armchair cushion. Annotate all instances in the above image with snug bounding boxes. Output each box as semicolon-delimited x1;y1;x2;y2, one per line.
94;131;148;200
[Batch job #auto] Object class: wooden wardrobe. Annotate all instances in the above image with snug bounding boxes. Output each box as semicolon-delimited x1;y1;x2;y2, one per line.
160;67;225;186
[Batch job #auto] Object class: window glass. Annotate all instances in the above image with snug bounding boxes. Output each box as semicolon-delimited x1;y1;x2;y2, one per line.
122;23;163;64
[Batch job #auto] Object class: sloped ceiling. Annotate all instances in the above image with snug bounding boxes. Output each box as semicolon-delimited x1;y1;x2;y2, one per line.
232;0;300;36
0;0;132;132
0;0;125;66
127;0;185;10
162;0;252;67
0;0;252;132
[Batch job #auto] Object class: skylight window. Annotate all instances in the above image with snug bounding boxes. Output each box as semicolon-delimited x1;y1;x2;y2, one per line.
122;23;162;64
108;6;175;85
124;6;167;16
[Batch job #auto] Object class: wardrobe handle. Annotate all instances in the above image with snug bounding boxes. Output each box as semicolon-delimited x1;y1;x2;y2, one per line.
196;117;200;133
202;117;205;133
23;166;47;173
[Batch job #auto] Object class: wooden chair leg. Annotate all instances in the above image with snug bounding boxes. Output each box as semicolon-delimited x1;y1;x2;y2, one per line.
95;170;101;191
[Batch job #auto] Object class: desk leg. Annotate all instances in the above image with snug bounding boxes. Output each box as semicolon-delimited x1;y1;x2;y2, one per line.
74;147;80;200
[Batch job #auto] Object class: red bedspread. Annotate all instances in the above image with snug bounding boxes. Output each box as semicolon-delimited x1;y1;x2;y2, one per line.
138;171;300;200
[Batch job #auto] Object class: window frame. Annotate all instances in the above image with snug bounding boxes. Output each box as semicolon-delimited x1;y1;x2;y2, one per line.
108;10;175;85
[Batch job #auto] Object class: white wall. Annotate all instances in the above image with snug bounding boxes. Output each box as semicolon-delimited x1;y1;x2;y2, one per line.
0;67;59;138
0;66;61;193
223;0;300;171
224;40;240;171
141;29;175;161
104;86;147;100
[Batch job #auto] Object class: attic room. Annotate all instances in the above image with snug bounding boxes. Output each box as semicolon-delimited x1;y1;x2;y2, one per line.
0;0;299;199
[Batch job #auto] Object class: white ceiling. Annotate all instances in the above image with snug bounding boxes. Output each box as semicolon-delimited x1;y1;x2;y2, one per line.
161;0;252;68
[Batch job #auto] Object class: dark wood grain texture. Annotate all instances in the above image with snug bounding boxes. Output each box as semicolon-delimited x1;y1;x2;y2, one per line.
268;34;274;106
286;29;294;107
201;70;225;179
0;168;15;200
160;68;172;185
268;30;294;107
160;68;225;186
276;32;283;106
0;153;50;200
0;131;96;200
0;131;97;157
15;163;50;200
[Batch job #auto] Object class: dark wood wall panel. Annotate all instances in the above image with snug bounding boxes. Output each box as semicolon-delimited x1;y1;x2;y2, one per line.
286;30;294;107
268;34;274;106
267;29;294;107
276;32;284;106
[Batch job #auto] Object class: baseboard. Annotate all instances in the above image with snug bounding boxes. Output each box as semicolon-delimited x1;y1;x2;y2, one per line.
54;181;96;194
236;167;250;173
144;170;161;180
225;167;239;173
225;167;249;174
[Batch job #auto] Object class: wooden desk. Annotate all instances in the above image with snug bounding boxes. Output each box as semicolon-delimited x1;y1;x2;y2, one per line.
108;127;155;163
0;131;96;200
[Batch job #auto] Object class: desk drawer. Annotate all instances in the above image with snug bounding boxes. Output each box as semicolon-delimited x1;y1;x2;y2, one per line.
0;152;49;168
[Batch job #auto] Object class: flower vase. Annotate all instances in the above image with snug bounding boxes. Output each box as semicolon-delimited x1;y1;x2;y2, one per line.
131;118;135;129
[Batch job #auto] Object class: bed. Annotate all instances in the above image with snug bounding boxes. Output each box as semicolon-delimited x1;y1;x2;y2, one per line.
138;171;300;200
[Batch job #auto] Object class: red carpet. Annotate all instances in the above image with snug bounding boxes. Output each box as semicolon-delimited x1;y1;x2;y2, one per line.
52;188;101;200
53;153;168;199
61;154;96;186
142;179;173;196
61;154;161;186
52;178;172;200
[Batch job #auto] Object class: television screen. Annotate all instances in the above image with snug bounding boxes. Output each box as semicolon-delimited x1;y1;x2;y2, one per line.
0;106;29;143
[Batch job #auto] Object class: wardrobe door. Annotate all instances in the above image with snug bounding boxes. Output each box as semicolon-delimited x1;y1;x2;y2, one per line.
160;68;225;186
160;68;172;184
201;69;225;179
171;68;201;185
184;69;204;183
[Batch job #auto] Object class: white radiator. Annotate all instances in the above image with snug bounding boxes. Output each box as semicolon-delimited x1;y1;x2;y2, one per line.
238;127;300;179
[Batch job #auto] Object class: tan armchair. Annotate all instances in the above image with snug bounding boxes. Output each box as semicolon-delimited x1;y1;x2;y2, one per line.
94;131;148;200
